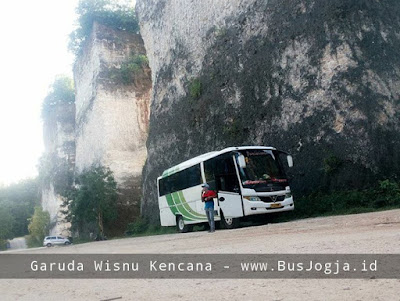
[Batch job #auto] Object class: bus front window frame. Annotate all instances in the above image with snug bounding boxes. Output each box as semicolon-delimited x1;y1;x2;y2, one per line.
236;150;287;188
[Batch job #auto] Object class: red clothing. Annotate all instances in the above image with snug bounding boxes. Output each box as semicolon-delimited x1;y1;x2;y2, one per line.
202;190;217;201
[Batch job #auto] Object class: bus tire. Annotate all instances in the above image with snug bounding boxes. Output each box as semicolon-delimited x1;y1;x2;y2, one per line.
176;215;193;233
220;211;240;229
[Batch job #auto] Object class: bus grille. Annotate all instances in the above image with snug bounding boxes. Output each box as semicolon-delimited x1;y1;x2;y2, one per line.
260;195;285;203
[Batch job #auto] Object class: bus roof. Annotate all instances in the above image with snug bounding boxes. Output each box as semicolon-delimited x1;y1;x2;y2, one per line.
159;146;276;179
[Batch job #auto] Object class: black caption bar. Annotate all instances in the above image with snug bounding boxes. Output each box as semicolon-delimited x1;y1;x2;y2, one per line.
0;254;399;279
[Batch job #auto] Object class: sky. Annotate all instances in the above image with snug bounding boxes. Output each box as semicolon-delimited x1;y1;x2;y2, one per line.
0;0;79;185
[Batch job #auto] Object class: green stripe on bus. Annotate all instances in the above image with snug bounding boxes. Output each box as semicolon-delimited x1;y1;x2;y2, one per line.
162;166;180;178
165;194;179;215
166;191;208;222
167;193;195;221
177;191;207;219
171;192;197;221
167;192;195;221
172;192;204;220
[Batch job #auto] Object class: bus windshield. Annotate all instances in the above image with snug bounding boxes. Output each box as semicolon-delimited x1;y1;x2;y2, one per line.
237;150;287;188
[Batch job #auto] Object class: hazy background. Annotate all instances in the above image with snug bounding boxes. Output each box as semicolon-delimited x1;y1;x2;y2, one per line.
0;0;79;185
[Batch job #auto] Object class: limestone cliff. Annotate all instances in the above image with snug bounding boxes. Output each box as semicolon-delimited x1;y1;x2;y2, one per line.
74;22;152;232
137;0;400;223
41;101;75;236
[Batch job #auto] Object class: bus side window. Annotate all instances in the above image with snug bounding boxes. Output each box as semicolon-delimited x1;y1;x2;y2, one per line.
159;177;168;196
187;164;202;188
176;170;187;191
160;164;202;196
171;171;183;193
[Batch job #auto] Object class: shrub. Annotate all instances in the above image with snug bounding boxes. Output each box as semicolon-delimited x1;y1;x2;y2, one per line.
286;179;400;221
323;155;343;174
69;0;139;56
125;219;177;237
27;207;50;246
125;217;149;235
109;54;149;85
374;180;400;207
41;75;75;120
189;78;202;99
26;235;43;248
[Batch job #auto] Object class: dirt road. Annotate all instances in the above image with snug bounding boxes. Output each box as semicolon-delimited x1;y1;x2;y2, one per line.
1;209;400;300
8;237;27;250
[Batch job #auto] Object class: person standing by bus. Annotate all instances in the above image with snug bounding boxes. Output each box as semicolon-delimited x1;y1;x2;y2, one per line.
201;183;217;232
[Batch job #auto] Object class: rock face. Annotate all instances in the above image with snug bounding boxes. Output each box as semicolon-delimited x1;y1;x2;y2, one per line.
137;0;400;223
74;22;152;232
41;102;75;236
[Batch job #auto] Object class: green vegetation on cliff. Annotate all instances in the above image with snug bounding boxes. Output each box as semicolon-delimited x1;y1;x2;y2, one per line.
41;75;75;120
107;53;149;85
69;0;139;56
189;78;202;100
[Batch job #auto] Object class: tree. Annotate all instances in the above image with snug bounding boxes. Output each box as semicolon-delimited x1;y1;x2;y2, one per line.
28;207;50;244
41;75;75;119
69;0;138;56
63;166;118;239
0;178;39;237
0;207;16;249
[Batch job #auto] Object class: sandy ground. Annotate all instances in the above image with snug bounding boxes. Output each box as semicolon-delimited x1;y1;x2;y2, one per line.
1;209;400;300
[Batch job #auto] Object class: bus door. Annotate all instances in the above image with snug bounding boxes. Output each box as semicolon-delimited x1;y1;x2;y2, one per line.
215;156;244;218
218;191;243;218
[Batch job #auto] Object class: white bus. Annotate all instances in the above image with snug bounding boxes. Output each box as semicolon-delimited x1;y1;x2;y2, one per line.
157;146;294;232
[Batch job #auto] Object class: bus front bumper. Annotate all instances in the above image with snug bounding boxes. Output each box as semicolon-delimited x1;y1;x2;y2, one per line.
243;196;294;216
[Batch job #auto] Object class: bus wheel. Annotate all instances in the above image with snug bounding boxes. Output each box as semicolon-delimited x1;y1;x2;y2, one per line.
220;211;239;229
176;215;193;233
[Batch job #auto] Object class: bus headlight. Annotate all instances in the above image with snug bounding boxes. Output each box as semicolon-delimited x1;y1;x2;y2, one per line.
285;186;292;198
244;196;261;202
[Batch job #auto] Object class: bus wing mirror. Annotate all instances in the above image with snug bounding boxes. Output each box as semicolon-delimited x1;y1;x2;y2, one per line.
287;155;293;168
237;154;246;168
